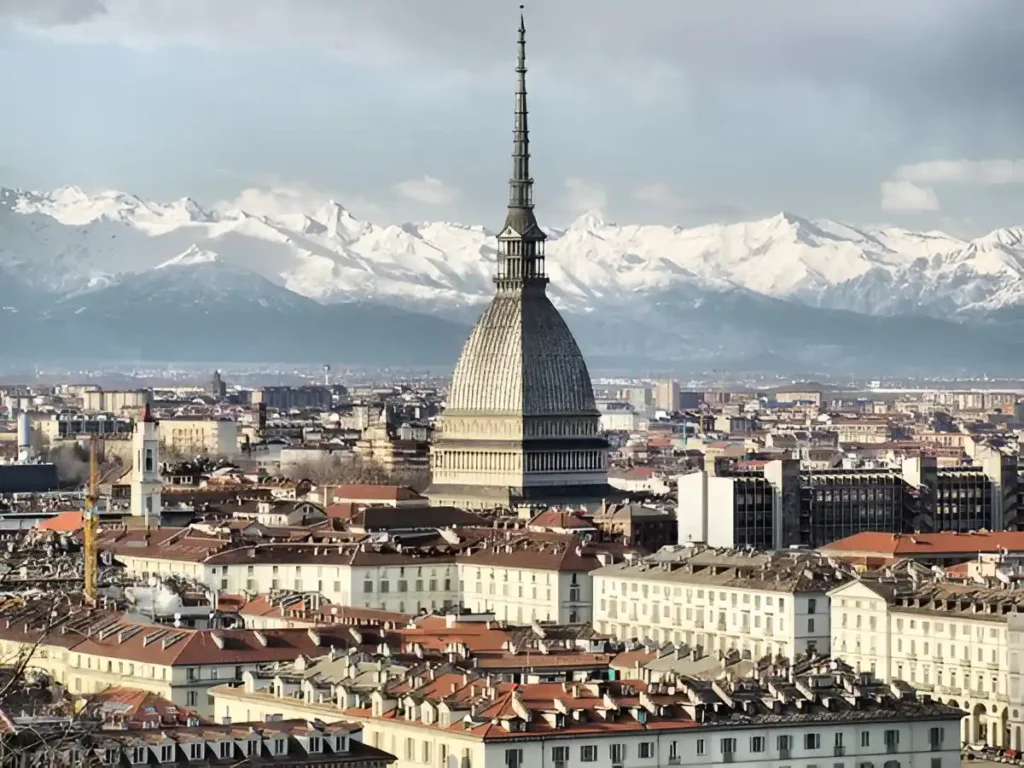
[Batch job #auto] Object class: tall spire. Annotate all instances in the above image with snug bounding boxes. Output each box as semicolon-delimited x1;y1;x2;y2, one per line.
502;5;543;241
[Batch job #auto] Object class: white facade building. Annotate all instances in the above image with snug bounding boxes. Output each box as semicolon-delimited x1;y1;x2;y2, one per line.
213;665;962;768
830;573;1017;748
592;546;851;659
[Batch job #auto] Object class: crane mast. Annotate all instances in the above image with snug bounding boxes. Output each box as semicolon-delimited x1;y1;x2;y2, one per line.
83;437;99;606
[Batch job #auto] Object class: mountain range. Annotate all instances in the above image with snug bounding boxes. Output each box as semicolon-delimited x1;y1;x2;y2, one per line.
2;184;1024;373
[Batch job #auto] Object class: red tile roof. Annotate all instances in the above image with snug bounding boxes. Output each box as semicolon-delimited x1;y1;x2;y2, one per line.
37;511;84;532
822;530;1024;557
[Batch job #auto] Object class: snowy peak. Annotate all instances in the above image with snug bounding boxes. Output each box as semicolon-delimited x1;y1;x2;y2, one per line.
156;246;221;269
6;183;1024;322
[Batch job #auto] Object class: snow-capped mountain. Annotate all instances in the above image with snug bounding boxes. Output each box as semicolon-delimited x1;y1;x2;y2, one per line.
5;185;1024;318
4;184;1024;371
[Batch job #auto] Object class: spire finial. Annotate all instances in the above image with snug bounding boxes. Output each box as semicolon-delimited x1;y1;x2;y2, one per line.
507;4;535;217
496;4;546;288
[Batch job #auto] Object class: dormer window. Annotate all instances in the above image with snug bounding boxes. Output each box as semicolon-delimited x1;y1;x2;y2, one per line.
219;742;233;759
160;745;174;762
274;738;287;756
104;748;119;765
189;744;203;760
308;736;322;753
336;736;348;752
132;746;147;764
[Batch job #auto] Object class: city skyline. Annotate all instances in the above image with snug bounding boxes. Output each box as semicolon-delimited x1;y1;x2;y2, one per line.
2;0;1023;235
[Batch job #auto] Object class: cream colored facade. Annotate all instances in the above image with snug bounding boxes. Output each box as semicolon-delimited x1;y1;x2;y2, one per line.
82;389;151;413
117;551;458;615
592;569;831;660
0;634;257;717
161;418;239;457
211;683;962;768
830;579;1011;748
457;563;592;624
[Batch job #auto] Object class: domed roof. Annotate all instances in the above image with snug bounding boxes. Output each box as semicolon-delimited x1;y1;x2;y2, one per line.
447;292;597;416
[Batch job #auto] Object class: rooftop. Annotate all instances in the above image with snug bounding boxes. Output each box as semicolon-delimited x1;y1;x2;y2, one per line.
823;530;1024;557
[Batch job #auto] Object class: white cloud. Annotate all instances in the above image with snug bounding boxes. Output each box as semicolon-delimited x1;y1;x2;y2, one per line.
393;175;460;205
564;177;608;212
897;158;1024;186
880;180;940;212
214;182;386;222
632;182;690;209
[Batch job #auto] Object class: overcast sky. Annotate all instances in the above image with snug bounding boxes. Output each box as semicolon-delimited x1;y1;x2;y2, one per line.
2;0;1023;234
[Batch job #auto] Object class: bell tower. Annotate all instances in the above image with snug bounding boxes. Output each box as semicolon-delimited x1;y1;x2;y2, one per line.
130;403;162;523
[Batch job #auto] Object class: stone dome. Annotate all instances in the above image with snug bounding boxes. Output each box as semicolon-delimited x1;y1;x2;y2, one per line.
446;292;597;416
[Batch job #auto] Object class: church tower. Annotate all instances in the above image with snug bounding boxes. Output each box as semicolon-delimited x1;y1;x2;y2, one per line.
131;403;162;522
426;9;611;510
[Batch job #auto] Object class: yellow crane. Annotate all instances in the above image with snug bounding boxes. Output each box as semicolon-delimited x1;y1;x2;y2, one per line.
83;437;99;607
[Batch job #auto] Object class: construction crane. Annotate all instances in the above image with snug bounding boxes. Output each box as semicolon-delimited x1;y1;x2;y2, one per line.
83;437;99;607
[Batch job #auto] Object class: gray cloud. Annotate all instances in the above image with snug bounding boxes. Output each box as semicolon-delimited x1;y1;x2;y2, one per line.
26;0;1021;119
0;0;107;25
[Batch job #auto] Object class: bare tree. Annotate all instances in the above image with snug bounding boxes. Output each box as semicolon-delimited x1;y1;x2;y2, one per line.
286;455;428;489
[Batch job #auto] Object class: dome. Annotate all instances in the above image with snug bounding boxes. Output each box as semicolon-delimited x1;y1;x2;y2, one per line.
447;292;597;416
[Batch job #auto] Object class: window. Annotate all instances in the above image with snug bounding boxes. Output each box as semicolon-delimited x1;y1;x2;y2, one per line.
506;749;524;768
668;741;679;764
696;739;706;756
189;745;203;760
580;745;597;762
363;580;373;593
778;735;793;752
884;730;899;753
219;742;232;759
186;691;197;707
835;733;844;748
808;598;817;614
422;742;431;763
809;618;816;633
806;733;821;750
638;742;654;759
750;736;765;752
931;760;942;768
132;747;147;763
610;744;626;766
406;739;415;760
929;727;944;749
552;746;569;768
720;737;737;756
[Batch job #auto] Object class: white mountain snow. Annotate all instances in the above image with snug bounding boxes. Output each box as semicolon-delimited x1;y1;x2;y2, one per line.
3;185;1024;321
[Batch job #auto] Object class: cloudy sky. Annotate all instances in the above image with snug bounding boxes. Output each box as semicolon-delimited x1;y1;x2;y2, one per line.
2;0;1023;233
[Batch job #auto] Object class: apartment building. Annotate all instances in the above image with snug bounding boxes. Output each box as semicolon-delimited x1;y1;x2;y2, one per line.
82;389;152;414
98;529;460;614
680;451;1019;549
829;565;1020;748
212;663;962;768
457;535;599;624
0;597;358;718
161;416;239;457
591;545;852;659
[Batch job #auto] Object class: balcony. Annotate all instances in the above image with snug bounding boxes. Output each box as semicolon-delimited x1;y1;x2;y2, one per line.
722;754;734;764
779;749;791;760
834;746;846;757
716;621;727;631
885;743;899;755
